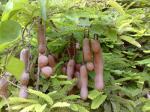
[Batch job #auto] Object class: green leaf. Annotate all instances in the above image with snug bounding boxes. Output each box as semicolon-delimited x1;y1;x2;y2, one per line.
109;0;125;15
0;20;21;44
10;104;30;110
6;56;25;80
136;58;150;65
78;105;89;112
39;0;47;21
0;100;6;110
120;35;141;48
88;90;102;100
64;95;80;100
91;95;107;109
111;101;120;112
8;97;38;104
51;102;70;109
35;104;47;112
28;89;53;105
1;0;28;21
70;104;78;111
20;104;37;112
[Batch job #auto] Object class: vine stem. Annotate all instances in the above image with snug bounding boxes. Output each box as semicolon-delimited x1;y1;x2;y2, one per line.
36;66;40;90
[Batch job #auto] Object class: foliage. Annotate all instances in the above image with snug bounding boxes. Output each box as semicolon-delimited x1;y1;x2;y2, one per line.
0;0;150;112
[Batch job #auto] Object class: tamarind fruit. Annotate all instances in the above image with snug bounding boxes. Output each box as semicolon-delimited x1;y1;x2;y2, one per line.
39;45;46;54
20;72;29;85
48;55;56;68
41;66;53;78
86;62;94;71
83;38;92;62
37;21;46;54
20;48;29;70
80;65;88;100
91;39;100;53
67;59;75;80
19;85;28;98
0;77;8;97
38;54;48;68
91;39;104;90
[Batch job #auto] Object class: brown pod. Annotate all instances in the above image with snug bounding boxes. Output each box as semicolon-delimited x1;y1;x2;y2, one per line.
19;85;28;98
67;59;75;80
48;55;56;68
86;62;94;71
0;78;8;97
39;45;46;54
92;40;104;90
20;48;29;69
75;64;81;72
41;66;53;78
0;78;8;90
0;89;8;97
83;38;92;62
37;22;46;54
20;72;29;85
74;71;81;89
91;39;101;53
38;54;48;68
80;65;88;100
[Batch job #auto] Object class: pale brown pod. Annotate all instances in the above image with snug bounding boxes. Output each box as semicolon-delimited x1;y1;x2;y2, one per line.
91;39;101;53
20;48;29;69
39;45;46;54
19;85;28;98
0;77;8;97
91;40;104;90
83;38;92;62
48;55;56;68
37;22;46;54
86;62;94;71
20;72;29;85
0;89;8;97
41;66;53;78
67;59;75;80
38;54;48;68
80;65;88;100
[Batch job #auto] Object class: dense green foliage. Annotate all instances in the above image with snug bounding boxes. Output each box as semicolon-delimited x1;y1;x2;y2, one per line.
0;0;150;112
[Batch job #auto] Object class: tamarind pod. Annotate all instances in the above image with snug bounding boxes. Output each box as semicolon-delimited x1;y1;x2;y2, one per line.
91;39;101;53
67;59;75;80
41;66;53;78
37;22;46;54
75;64;81;72
80;65;88;100
38;54;48;68
0;78;8;90
19;85;28;98
48;55;56;68
93;51;104;90
0;78;8;97
0;88;8;97
83;38;92;62
74;71;81;89
86;62;94;71
20;72;29;85
20;48;29;69
39;45;46;54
